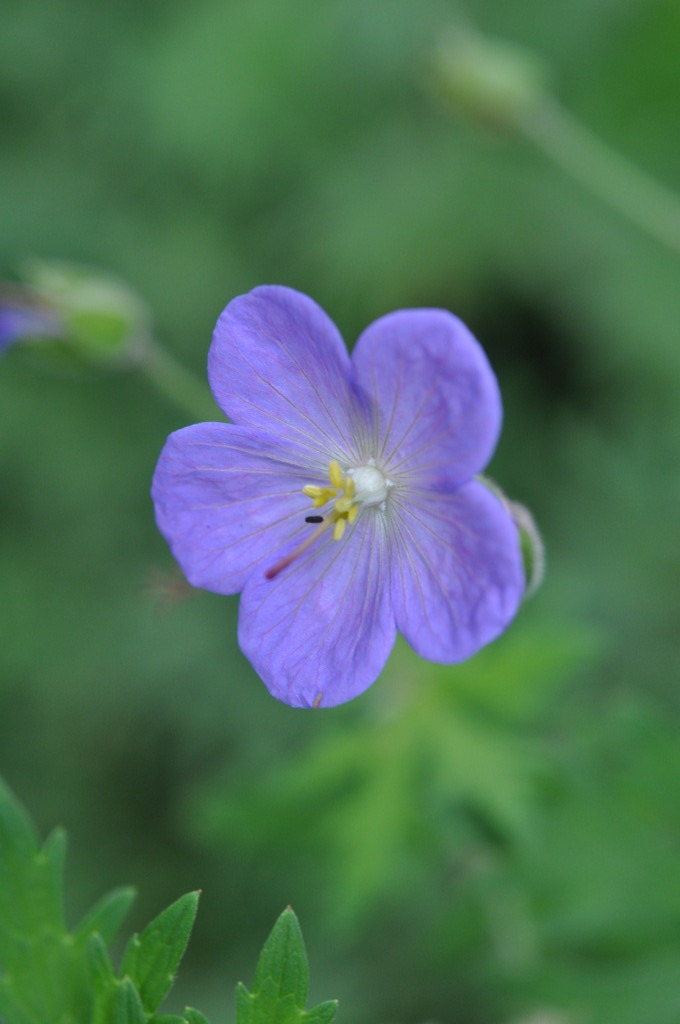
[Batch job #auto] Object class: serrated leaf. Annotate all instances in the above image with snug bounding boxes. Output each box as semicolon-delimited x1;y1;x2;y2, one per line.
0;776;40;863
113;977;147;1024
0;777;41;941
251;907;308;1008
184;1008;211;1024
235;980;254;1024
37;827;68;932
238;910;337;1024
87;932;117;998
301;1000;338;1024
120;891;200;1013
0;780;209;1024
74;886;137;946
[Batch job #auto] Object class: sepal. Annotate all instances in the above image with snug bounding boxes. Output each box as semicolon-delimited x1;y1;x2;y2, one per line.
477;476;545;598
507;499;545;597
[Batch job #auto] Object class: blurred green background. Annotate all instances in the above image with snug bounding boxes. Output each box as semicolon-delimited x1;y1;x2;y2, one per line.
1;1;680;1022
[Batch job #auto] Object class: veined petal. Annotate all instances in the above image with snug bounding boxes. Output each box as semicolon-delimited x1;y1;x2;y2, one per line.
351;309;502;489
208;286;366;463
238;512;396;708
151;422;320;595
390;480;524;662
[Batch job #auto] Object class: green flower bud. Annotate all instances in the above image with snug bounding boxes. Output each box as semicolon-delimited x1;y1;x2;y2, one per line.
433;26;550;129
18;259;152;370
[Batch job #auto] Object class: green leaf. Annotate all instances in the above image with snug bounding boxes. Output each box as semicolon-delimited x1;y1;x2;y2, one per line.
183;1008;211;1024
0;976;34;1024
87;931;118;1023
301;1001;339;1024
251;907;308;1007
113;976;147;1024
0;782;85;1023
0;776;41;943
120;891;200;1013
74;886;137;946
235;981;253;1024
0;776;40;860
37;827;68;932
0;779;214;1024
237;909;337;1024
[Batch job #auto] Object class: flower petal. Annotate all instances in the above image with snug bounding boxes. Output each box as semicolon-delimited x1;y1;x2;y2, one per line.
152;421;321;595
390;480;524;662
351;309;502;489
238;511;396;708
209;286;366;463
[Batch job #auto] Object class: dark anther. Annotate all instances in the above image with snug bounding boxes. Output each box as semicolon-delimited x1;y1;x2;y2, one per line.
305;515;324;523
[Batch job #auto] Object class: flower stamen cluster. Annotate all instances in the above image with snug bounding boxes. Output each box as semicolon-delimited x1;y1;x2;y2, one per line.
265;459;379;581
302;459;359;541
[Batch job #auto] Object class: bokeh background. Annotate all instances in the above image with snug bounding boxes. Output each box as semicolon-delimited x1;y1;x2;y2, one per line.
2;1;680;1022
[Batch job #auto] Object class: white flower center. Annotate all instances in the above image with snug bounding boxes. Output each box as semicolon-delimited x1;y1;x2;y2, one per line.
348;463;389;507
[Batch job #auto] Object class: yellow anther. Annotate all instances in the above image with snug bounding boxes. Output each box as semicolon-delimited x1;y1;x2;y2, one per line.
333;518;347;541
343;476;355;498
348;504;358;524
305;484;337;508
328;460;343;488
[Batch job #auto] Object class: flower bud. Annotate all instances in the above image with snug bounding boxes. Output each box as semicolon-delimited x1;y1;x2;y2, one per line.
433;26;550;129
1;260;152;370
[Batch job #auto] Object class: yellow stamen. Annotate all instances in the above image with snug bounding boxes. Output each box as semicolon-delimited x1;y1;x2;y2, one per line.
290;461;364;573
333;518;347;541
328;460;343;488
269;455;383;580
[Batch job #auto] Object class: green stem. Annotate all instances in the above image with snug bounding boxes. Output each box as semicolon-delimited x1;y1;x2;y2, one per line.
140;340;218;421
520;97;680;255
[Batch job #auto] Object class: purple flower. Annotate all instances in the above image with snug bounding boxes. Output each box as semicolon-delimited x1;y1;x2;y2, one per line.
152;286;524;708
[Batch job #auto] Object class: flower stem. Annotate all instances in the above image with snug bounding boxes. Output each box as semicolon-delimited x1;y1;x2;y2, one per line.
140;339;217;421
520;97;680;256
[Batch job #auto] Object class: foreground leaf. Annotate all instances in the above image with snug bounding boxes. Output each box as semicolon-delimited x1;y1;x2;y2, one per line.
236;908;337;1024
121;891;200;1014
